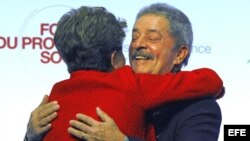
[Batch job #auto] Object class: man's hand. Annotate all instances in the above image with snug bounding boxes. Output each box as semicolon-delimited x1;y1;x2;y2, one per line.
68;107;126;141
25;95;59;141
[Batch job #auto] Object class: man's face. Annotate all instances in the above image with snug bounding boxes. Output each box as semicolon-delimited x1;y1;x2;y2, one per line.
129;14;178;74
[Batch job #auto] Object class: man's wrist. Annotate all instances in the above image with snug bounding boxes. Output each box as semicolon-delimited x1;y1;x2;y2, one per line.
24;132;42;141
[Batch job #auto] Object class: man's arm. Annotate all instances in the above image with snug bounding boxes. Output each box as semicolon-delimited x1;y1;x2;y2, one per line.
177;98;222;141
152;97;222;141
24;95;59;141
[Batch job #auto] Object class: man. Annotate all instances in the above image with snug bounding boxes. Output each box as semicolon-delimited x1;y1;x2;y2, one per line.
25;3;224;141
66;3;224;141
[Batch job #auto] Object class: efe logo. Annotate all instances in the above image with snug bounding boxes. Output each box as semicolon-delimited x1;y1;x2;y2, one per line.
228;129;246;136
224;125;250;141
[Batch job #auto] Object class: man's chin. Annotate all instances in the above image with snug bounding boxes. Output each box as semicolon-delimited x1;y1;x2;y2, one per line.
130;60;154;73
132;66;150;74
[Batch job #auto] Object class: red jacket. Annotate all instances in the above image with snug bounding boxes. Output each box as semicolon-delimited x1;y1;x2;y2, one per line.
44;66;223;141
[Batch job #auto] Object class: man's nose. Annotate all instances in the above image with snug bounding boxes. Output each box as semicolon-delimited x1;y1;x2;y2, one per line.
133;36;147;50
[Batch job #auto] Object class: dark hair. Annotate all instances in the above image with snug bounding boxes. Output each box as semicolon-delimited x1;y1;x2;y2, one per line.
54;6;126;73
136;3;193;70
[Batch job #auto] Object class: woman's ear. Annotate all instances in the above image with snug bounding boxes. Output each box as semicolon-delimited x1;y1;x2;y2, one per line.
111;51;125;70
173;46;189;65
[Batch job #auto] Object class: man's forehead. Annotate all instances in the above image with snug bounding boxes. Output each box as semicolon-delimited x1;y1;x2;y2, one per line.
132;28;160;33
133;14;169;32
132;25;168;37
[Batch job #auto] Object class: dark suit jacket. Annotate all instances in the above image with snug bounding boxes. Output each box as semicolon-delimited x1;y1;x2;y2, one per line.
129;97;222;141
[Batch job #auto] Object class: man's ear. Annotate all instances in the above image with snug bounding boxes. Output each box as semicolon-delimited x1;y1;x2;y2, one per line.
173;46;189;65
111;51;125;70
